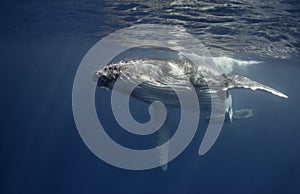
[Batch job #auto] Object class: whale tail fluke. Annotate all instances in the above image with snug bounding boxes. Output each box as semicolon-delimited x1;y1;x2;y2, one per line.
232;108;255;120
204;108;255;123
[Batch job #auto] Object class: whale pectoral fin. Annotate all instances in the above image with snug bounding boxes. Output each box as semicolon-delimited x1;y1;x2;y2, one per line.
204;114;228;123
156;120;170;171
223;74;288;99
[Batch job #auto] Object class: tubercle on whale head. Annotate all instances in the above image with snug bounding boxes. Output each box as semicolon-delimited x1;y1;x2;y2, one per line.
93;64;121;89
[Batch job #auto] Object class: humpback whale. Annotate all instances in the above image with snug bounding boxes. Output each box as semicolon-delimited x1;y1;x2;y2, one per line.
94;56;287;170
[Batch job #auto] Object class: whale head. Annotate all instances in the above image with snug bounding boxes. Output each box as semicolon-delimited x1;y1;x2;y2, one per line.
93;64;121;89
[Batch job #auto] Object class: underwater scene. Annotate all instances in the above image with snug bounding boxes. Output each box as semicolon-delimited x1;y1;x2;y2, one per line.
1;0;300;194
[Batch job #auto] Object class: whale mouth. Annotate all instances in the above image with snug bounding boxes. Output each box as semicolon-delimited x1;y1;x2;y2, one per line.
97;75;115;88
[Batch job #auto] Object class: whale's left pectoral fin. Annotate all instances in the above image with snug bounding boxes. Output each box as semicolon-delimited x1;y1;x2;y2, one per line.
156;120;170;171
222;74;288;99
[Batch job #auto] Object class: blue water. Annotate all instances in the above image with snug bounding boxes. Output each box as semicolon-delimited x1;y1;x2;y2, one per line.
1;0;300;194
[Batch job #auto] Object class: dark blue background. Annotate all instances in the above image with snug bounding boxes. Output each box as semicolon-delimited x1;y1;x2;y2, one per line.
1;1;299;194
